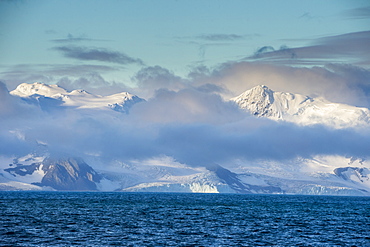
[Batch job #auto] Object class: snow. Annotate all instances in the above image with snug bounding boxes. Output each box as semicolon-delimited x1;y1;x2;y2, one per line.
10;82;143;111
238;174;268;186
10;82;67;97
96;178;121;191
1;151;370;194
122;182;222;193
91;153;370;195
0;181;45;191
335;167;370;188
0;154;46;184
231;85;370;129
189;182;219;193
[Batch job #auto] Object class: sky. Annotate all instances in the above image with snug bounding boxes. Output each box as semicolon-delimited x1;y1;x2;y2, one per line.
0;0;369;94
1;0;370;168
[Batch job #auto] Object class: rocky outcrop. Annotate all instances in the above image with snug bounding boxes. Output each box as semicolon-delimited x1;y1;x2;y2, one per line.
5;157;102;191
207;164;282;194
37;158;101;190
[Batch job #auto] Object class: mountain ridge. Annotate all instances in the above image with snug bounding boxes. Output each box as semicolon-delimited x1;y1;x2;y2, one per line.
10;82;144;113
1;154;369;195
2;82;370;194
231;85;370;128
12;83;370;128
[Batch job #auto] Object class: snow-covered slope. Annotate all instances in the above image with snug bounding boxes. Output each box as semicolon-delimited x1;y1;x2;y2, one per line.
228;155;370;196
10;82;67;97
1;153;369;195
91;158;285;193
334;167;370;189
231;85;370;128
10;82;144;113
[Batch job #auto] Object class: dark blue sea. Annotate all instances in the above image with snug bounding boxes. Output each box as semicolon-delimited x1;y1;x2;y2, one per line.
0;192;369;246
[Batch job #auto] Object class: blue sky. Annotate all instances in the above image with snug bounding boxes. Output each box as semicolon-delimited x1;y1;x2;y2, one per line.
0;0;369;95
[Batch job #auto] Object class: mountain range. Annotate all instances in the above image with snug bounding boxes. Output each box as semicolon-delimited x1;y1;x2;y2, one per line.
1;82;369;195
10;82;144;113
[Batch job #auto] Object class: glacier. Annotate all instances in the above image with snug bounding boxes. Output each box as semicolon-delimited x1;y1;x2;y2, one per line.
1;153;369;195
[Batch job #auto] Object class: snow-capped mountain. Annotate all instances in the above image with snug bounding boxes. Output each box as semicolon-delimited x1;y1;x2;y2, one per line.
10;82;144;113
1;154;369;195
12;83;370;128
231;85;370;128
2;82;370;195
2;156;101;191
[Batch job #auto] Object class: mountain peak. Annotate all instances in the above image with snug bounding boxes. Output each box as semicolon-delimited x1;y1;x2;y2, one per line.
236;85;274;99
69;89;91;95
11;82;67;97
231;85;275;117
231;85;370;128
252;84;269;90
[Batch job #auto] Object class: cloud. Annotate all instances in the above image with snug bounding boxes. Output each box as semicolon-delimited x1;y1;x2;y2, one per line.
130;59;370;108
0;64;120;90
253;46;277;57
0;81;19;117
45;64;118;76
131;65;229;99
299;12;315;20
247;31;370;67
0;130;34;157
131;66;188;98
196;34;245;41
9;103;370;167
0;63;139;97
151;122;370;166
57;73;130;96
129;88;243;124
45;29;57;35
2;80;370;169
342;6;370;19
2;30;370;168
175;33;259;62
202;61;370;107
51;33;108;43
53;45;144;65
0;82;43;127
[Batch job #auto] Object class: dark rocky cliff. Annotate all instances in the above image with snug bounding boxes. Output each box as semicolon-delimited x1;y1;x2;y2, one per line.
5;157;102;191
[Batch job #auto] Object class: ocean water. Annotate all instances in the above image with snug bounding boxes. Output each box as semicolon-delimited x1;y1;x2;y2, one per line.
0;192;369;246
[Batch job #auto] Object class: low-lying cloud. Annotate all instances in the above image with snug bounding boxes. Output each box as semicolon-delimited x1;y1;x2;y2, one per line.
2;81;370;169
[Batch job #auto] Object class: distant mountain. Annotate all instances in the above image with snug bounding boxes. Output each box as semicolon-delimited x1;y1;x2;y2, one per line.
2;83;370;195
4;157;101;191
12;83;370;127
10;82;67;97
334;167;370;189
10;82;144;113
1;154;369;195
230;85;370;128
